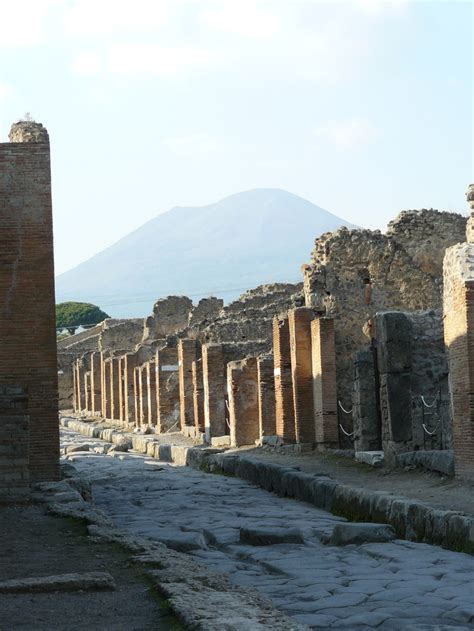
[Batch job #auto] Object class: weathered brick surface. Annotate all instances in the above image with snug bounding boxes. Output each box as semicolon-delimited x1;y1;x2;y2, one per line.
192;359;205;433
257;356;276;438
155;347;180;432
0;387;29;500
352;349;381;451
0;130;59;482
312;318;338;447
289;308;315;444
227;357;259;447
443;242;474;481
178;339;199;431
273;315;295;442
202;344;227;441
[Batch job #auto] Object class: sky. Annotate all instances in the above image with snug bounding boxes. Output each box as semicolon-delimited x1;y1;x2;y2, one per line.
0;0;472;276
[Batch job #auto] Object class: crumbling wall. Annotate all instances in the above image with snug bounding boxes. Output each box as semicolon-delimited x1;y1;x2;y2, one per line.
303;210;465;424
143;296;193;342
99;319;144;351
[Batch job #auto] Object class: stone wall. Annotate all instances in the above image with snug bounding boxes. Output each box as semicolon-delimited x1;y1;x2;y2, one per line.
0;121;59;483
303;209;465;427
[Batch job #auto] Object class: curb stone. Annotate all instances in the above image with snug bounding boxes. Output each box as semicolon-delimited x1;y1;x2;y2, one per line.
60;417;474;555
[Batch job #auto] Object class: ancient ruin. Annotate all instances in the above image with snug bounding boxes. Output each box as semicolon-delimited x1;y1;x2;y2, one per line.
60;197;474;482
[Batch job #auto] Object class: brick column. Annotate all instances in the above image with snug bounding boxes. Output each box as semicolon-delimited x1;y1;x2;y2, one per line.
192;359;205;433
0;122;59;482
202;344;227;441
257;355;276;438
273;315;295;442
155;348;179;433
146;360;157;426
104;358;113;420
133;366;139;426
0;386;29;501
227;357;259;447
444;237;474;481
123;353;138;425
112;356;121;421
72;360;79;413
84;371;90;413
90;352;102;416
178;339;199;431
289;308;315;444
138;364;145;426
311;317;338;448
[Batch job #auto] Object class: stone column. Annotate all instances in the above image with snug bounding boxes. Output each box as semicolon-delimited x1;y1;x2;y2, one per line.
178;339;199;431
104;358;113;420
227;357;259;447
202;344;227;441
352;349;381;451
84;371;90;413
257;355;276;438
123;353;138;425
312;317;338;448
155;347;179;433
133;366;139;426
138;364;146;426
112;356;122;421
289;307;315;444
192;359;205;433
147;360;157;426
273;315;295;442
375;312;413;465
443;183;474;480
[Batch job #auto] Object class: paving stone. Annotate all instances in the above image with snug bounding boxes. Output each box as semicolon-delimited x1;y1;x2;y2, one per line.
330;522;396;546
240;527;305;546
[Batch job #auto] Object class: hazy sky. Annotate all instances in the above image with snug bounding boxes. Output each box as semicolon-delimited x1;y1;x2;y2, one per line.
0;0;472;275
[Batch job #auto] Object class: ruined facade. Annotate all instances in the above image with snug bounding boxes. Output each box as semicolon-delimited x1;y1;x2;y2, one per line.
303;210;466;426
0;121;59;494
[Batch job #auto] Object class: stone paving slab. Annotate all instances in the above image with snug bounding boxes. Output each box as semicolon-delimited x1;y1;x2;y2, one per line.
60;425;474;630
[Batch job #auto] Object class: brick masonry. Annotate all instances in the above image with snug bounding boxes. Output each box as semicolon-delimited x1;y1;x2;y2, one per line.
289;308;315;444
202;344;227;441
0;386;29;500
273;315;295;442
0;124;59;482
227;357;259;447
257;356;276;438
155;347;180;432
178;339;199;431
311;317;338;447
192;359;205;433
443;241;474;481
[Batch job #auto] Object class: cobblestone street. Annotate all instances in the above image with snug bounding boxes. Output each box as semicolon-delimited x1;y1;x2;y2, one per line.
62;428;474;630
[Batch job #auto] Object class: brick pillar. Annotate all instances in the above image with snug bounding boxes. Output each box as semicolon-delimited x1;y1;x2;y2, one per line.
312;317;338;448
100;352;106;418
72;360;79;413
75;358;84;413
202;344;227;441
0;122;59;482
133;366;139;426
147;360;158;426
104;358;113;420
192;359;205;433
257;355;276;438
117;356;124;423
138;364;145;426
90;352;102;416
84;372;90;413
123;353;138;425
178;339;199;431
112;357;121;421
227;357;259;447
444;239;474;481
273;315;295;442
155;348;179;433
289;308;315;444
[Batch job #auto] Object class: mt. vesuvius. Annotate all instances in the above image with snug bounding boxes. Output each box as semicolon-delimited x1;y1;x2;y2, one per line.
55;189;353;318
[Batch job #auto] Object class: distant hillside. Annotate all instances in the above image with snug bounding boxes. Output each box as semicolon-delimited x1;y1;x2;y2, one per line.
55;188;354;317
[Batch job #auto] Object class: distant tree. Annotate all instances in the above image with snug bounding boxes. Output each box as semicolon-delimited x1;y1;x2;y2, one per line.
56;302;110;335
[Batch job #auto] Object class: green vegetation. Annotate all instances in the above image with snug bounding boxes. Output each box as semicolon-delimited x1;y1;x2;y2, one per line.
56;301;110;335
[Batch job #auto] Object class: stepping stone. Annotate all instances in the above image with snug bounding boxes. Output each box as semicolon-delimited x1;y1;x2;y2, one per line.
329;523;395;546
239;527;304;546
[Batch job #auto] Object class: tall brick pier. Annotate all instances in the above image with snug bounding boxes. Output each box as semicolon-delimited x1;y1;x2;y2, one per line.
443;183;474;481
0;120;59;493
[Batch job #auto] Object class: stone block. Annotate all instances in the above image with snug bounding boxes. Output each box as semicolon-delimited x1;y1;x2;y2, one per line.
329;523;395;546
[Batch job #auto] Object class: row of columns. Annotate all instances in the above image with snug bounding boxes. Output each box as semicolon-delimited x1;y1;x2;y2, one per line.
72;307;338;449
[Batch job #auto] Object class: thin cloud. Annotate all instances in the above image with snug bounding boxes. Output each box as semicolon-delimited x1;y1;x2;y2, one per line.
0;0;63;47
315;118;380;149
107;45;216;77
71;52;101;75
201;0;281;39
63;0;170;36
164;133;221;158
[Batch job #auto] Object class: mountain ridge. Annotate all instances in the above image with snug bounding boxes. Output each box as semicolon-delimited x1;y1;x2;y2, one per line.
55;188;354;317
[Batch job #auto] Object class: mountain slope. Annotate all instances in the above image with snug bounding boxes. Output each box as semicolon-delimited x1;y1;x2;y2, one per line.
55;188;353;317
